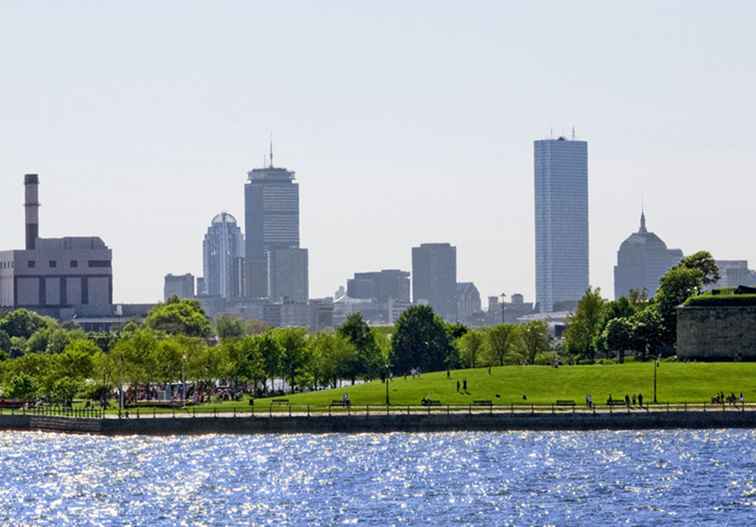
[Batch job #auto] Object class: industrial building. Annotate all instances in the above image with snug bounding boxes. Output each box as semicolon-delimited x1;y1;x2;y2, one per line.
0;175;113;316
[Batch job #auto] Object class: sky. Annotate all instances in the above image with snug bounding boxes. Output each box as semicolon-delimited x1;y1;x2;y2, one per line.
2;1;756;306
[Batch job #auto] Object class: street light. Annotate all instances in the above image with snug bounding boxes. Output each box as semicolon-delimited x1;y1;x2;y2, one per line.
385;363;391;406
653;355;660;404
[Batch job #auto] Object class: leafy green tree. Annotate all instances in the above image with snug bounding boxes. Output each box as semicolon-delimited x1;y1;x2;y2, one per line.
655;266;704;347
5;373;36;400
309;332;357;388
0;309;55;340
446;322;468;341
215;315;245;341
56;338;100;380
602;317;634;363
519;321;550;364
0;330;10;356
337;313;382;382
235;336;268;392
49;378;80;406
456;330;485;369
259;333;283;392
390;305;454;374
564;287;606;360
273;328;309;392
631;305;665;359
144;297;212;337
484;324;519;366
675;250;720;286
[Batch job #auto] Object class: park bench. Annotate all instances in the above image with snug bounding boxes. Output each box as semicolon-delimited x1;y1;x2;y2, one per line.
472;400;493;406
606;400;626;406
271;399;290;405
330;400;351;407
555;400;576;407
421;399;442;406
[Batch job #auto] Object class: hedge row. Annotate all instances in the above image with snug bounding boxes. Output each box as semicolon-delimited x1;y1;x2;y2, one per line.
684;294;756;307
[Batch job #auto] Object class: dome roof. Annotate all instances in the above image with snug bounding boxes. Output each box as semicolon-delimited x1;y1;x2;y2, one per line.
619;212;669;251
211;212;237;225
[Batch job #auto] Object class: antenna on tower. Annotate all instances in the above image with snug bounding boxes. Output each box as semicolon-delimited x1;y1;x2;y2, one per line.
269;133;274;168
549;127;553;139
571;125;576;140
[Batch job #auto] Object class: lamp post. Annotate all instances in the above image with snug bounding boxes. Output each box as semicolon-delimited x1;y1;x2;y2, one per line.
385;363;391;406
653;355;660;404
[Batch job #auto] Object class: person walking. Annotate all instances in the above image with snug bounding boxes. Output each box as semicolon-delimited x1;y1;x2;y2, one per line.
462;378;468;392
638;393;644;408
456;380;460;393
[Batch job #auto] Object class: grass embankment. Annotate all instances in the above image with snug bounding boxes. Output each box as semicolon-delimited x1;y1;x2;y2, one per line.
245;362;756;407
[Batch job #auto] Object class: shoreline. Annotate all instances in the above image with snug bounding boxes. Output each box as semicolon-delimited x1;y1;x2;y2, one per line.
2;410;756;435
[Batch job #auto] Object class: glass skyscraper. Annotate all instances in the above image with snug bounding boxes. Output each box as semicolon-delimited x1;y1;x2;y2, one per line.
244;160;305;299
202;212;244;299
534;137;589;312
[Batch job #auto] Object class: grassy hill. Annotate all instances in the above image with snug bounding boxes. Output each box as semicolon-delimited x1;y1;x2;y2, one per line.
252;362;756;406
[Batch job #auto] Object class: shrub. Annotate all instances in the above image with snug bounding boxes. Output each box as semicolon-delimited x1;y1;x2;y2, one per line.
684;294;756;307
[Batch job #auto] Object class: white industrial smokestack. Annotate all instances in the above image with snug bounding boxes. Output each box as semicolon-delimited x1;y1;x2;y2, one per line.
24;174;39;250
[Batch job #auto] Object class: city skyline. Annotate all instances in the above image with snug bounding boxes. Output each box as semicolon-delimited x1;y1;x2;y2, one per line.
2;3;756;304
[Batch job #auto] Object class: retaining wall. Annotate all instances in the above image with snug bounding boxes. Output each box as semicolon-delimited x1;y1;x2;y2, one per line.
677;305;756;360
2;411;756;435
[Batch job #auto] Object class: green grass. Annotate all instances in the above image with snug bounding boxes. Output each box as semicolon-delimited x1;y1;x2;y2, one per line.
247;362;756;406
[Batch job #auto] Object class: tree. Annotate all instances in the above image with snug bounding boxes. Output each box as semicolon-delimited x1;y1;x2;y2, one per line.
259;333;283;392
676;251;720;286
0;330;10;356
519;321;550;364
215;315;245;341
390;305;454;374
602;317;634;363
456;330;485;369
337;313;381;382
309;333;357;388
655;266;704;347
144;298;212;337
5;373;36;400
235;336;268;393
0;309;55;340
56;338;100;380
484;324;518;366
630;305;665;359
564;287;606;360
273;328;309;392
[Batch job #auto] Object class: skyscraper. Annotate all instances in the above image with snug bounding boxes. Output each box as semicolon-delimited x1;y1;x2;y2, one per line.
244;153;301;298
412;243;457;321
534;136;589;312
268;247;309;303
202;212;244;299
614;212;682;299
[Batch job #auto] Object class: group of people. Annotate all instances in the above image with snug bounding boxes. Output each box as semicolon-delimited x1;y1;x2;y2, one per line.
711;392;744;405
585;393;645;408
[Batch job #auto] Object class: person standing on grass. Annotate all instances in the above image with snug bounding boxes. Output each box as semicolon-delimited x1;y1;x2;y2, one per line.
462;379;467;392
638;393;643;408
456;380;460;393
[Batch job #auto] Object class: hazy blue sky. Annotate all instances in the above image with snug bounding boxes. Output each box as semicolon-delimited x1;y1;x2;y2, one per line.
2;1;755;305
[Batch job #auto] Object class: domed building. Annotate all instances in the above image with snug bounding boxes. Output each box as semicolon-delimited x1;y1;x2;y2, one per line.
613;212;683;299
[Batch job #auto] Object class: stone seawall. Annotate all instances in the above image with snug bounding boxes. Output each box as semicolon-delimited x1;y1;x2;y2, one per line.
677;305;756;360
2;411;756;435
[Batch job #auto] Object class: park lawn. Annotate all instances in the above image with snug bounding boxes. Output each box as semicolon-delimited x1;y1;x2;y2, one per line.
248;362;756;407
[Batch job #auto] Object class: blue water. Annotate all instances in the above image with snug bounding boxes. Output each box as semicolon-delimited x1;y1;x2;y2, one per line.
0;430;754;526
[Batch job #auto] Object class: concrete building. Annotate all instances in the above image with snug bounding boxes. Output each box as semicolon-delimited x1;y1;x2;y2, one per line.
708;260;756;290
203;212;244;299
0;175;113;314
268;247;309;303
244;153;301;298
164;273;195;301
346;269;410;303
614;212;683;299
456;282;482;322
534;136;589;312
412;243;457;321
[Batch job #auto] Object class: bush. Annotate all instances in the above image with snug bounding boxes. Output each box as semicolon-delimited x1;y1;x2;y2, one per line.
684;294;756;307
533;352;558;366
596;359;616;365
4;373;36;400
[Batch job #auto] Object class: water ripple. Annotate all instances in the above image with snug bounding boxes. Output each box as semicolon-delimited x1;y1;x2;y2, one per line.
0;430;754;525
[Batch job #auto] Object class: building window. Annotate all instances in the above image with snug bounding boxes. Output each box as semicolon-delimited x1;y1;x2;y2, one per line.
71;260;78;268
49;260;57;268
28;260;36;269
88;260;111;268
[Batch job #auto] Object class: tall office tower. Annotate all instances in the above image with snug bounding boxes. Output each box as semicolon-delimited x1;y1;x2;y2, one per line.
534;136;589;312
202;212;244;299
614;212;683;299
244;154;300;298
412;243;457;321
268;247;309;303
164;273;195;301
